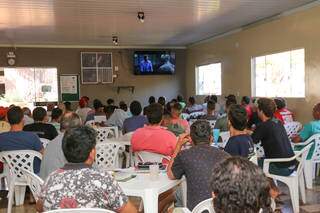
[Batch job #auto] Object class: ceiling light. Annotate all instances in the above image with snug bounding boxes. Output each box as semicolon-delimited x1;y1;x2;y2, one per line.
112;36;118;45
137;12;145;23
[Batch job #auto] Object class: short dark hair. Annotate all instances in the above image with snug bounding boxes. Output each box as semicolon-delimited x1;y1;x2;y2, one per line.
172;102;182;112
93;99;104;110
207;100;215;111
107;98;115;105
146;103;163;124
226;98;237;109
104;105;115;115
190;120;212;145
189;96;195;105
62;126;97;163
119;101;127;111
228;104;247;131
148;96;156;104
177;95;184;102
51;108;63;120
64;101;72;111
274;98;286;110
32;107;47;121
258;98;276;118
241;96;251;105
211;157;272;213
130;101;142;116
158;96;166;106
60;112;82;131
7;106;24;125
210;95;218;103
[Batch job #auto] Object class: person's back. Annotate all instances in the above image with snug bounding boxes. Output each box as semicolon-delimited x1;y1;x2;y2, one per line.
167;120;229;210
38;126;137;212
274;98;294;124
23;107;58;140
0;106;43;173
106;108;129;129
123;101;147;134
224;105;255;158
131;103;177;156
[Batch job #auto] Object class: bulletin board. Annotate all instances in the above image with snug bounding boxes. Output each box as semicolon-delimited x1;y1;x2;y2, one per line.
60;74;80;102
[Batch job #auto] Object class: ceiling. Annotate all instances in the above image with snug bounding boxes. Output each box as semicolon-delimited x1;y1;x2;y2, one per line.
0;0;316;47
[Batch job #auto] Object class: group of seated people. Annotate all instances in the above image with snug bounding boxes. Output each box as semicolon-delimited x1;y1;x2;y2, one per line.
0;93;319;212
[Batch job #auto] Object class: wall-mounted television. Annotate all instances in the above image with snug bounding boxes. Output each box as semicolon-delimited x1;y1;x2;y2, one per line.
133;51;176;75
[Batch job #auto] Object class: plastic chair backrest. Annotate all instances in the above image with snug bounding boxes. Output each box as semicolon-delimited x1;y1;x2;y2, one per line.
249;153;258;165
296;143;313;175
254;143;265;158
135;151;170;164
21;169;44;201
284;121;302;138
96;127;116;143
40;138;51;149
208;120;216;129
0;150;42;180
192;198;215;213
44;208;115;213
85;120;95;126
306;133;320;162
219;131;230;144
94;142;124;170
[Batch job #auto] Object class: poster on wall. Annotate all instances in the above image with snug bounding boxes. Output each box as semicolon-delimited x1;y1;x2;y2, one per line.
60;75;80;102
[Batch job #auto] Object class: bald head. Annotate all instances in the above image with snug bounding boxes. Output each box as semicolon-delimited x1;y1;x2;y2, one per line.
60;112;82;131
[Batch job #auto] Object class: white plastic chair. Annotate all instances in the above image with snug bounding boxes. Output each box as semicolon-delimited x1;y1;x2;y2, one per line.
1;150;42;213
254;143;265;158
40;138;51;149
192;198;215;213
134;151;171;165
96;127;117;143
285;121;302;139
44;208;115;213
219;131;230;147
85;120;96;126
94;142;125;170
293;133;320;189
263;143;313;213
21;169;44;201
208;120;216;129
249;153;258;165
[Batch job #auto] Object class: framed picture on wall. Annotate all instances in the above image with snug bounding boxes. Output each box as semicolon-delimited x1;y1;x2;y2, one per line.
81;52;113;84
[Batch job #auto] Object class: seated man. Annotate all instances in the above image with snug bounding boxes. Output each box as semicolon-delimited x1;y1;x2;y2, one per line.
37;126;137;212
166;103;190;136
143;96;156;115
200;100;218;120
85;99;105;123
167;120;229;210
23;107;58;140
122;101;148;134
224;104;255;158
274;98;294;124
252;98;296;176
106;107;129;130
50;107;63;131
40;112;82;180
210;157;272;213
214;98;237;132
185;96;203;114
0;106;43;173
131;103;177;157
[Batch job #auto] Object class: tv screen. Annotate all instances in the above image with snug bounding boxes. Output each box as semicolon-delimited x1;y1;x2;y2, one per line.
134;51;176;75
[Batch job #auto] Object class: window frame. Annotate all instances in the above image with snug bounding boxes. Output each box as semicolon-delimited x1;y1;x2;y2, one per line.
251;48;305;98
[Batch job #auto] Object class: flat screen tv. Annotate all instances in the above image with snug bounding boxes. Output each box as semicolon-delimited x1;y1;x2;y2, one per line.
133;51;176;75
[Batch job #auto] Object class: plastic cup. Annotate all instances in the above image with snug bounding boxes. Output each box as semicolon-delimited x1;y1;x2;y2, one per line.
149;164;159;181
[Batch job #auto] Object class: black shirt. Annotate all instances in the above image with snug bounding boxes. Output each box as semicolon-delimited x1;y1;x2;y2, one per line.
172;144;229;210
252;118;295;167
23;122;58;140
224;134;255;158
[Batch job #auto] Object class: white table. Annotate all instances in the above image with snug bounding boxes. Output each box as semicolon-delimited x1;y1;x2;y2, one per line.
118;172;185;213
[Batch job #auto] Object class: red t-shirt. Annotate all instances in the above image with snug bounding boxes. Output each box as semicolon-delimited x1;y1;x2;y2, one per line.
274;108;294;124
131;125;177;157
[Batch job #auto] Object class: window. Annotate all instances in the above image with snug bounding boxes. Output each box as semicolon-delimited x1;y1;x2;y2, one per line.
195;63;222;95
0;67;58;107
252;49;305;98
81;52;113;84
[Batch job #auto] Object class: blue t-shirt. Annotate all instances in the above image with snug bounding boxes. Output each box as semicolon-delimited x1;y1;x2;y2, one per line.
299;120;320;141
0;131;43;173
122;115;148;134
224;134;255;158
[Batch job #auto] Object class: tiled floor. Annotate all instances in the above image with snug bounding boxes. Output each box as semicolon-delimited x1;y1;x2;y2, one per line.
0;178;319;213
